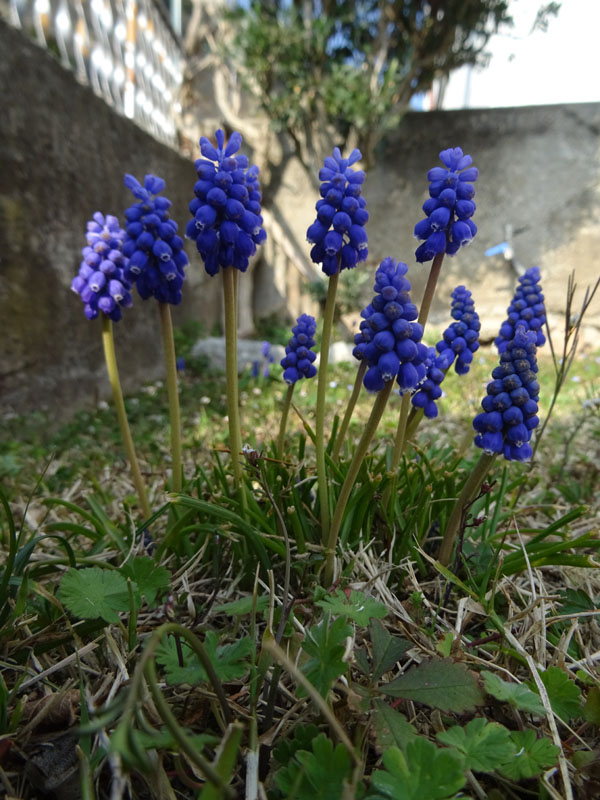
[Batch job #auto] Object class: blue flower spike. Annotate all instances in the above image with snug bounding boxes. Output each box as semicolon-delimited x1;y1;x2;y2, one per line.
415;147;478;263
357;258;428;394
186;129;266;276
307;147;368;276
436;285;481;375
410;347;446;419
495;266;546;353
122;174;189;305
473;324;540;461
281;315;318;384
71;212;133;321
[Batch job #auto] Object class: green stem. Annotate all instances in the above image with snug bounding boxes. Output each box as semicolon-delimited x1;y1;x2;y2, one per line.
324;381;394;586
332;360;367;461
382;391;411;513
438;451;496;566
159;303;182;492
316;268;340;543
405;406;423;443
276;383;295;459
222;267;243;488
418;251;445;328
101;316;151;518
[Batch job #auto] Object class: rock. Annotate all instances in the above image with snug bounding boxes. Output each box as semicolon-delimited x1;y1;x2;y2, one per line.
192;337;286;374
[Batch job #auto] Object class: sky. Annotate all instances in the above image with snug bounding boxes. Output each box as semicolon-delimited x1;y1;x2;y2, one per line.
440;0;600;109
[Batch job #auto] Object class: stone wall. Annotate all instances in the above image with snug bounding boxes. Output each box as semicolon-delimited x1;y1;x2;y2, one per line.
0;20;223;419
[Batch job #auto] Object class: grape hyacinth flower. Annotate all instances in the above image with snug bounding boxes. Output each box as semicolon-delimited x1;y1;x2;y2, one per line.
473;325;540;461
277;315;318;457
436;285;481;374
123;173;188;491
414;147;478;263
71;212;132;322
307;147;368;276
357;258;428;394
411;347;446;419
281;315;318;384
122;174;188;306
495;266;546;353
71;212;150;517
186;129;266;276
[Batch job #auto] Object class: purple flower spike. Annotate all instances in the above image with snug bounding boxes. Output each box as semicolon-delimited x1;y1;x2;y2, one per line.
359;258;428;393
436;286;481;375
187;129;266;276
495;267;546;354
415;147;478;263
280;315;318;384
122;174;189;305
473;325;540;461
307;147;368;275
411;347;446;418
71;213;132;322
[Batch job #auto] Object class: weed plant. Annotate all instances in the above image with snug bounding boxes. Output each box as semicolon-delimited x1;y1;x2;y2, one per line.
0;134;599;800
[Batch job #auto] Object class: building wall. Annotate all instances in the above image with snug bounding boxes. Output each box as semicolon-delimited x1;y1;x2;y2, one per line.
2;15;599;421
0;20;222;419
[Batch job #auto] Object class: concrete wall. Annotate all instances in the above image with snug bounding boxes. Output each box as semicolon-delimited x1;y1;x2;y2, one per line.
271;103;600;343
0;20;223;419
2;16;599;422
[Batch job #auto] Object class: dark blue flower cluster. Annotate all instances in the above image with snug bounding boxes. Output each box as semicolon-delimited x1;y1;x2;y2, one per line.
495;266;546;353
353;258;428;393
352;305;373;363
71;212;132;321
436;286;481;374
186;129;266;276
306;147;368;276
411;347;446;418
414;147;478;263
122;174;188;305
473;325;540;461
281;315;318;384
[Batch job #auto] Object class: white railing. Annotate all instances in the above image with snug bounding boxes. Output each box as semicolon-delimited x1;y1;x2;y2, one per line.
5;0;184;147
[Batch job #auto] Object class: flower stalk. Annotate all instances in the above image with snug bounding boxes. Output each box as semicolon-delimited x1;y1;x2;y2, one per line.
332;361;367;461
316;267;340;541
277;384;295;459
101;316;151;518
324;380;394;586
222;266;243;488
159;302;182;492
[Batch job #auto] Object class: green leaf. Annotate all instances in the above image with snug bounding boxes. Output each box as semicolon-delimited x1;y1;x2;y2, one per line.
58;567;129;623
213;596;269;616
583;687;600;725
370;619;411;681
120;556;170;608
274;733;352;800
156;632;252;686
531;667;582;722
316;589;387;626
273;724;321;766
558;588;597;617
369;739;465;799
498;730;559;780
482;670;545;715
372;700;418;752
436;718;517;773
301;615;352;697
380;659;484;713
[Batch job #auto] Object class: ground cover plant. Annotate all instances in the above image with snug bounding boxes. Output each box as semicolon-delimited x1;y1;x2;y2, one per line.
1;132;599;800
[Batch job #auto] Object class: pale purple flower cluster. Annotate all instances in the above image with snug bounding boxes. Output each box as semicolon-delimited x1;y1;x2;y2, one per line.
71;212;132;321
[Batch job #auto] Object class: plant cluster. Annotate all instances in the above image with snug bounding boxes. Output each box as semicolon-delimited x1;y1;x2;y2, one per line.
1;130;599;800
